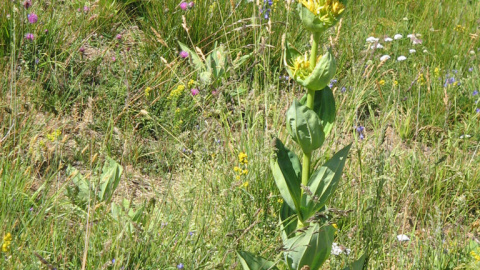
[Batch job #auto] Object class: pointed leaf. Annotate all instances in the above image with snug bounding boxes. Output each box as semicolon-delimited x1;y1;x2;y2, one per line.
280;202;298;241
300;86;336;137
286;100;325;154
343;253;367;270
178;41;205;71
284;224;335;270
98;157;123;203
237;251;278;270
302;144;351;219
270;139;302;213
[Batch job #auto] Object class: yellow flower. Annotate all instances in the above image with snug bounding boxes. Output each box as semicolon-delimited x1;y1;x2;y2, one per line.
2;233;12;252
145;87;151;97
277;198;284;204
187;79;196;88
393;80;398;86
234;166;241;172
238;152;248;164
242;169;248;175
168;84;186;99
332;223;338;230
378;79;385;86
46;129;62;142
241;181;249;188
434;67;440;77
299;0;345;30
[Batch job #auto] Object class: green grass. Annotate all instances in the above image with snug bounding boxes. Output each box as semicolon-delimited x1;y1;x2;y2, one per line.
1;0;480;269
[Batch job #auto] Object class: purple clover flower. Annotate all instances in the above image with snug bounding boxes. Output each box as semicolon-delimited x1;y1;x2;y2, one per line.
188;2;195;8
79;47;85;53
179;51;189;58
25;33;34;41
179;2;188;10
116;34;122;40
190;88;199;96
84;6;90;12
28;13;38;24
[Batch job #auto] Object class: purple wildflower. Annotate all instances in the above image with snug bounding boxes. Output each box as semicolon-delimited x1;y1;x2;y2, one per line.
116;34;122;40
112;259;115;264
25;33;34;41
112;56;116;62
179;2;188;10
341;86;347;93
328;79;338;88
469;67;473;72
177;263;184;269
79;47;85;53
188;2;195;8
473;90;479;96
190;88;199;96
179;51;189;58
356;126;365;140
476;108;480;114
27;13;38;24
83;6;90;12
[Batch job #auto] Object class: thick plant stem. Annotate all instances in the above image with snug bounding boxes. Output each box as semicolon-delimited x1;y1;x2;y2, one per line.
299;34;320;229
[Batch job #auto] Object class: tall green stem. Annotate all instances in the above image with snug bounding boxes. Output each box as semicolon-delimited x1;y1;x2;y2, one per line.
299;34;320;229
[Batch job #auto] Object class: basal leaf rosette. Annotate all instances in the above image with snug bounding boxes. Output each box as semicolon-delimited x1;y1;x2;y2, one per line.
285;43;336;91
297;0;346;33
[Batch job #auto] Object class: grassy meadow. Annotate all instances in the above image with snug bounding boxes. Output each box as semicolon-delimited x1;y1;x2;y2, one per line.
1;0;480;269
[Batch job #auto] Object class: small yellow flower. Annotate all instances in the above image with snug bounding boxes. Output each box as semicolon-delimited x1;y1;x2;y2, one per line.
332;223;338;230
434;67;440;77
393;80;398;86
238;152;248;164
378;79;385;86
145;87;151;97
277;198;284;204
234;166;241;172
2;233;12;252
242;169;248;175
241;181;249;188
187;79;195;88
46;129;62;142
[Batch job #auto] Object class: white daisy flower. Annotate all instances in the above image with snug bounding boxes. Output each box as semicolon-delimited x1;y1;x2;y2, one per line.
409;49;416;54
366;36;379;43
384;37;393;42
371;44;384;49
380;55;391;61
397;56;407;61
394;34;403;40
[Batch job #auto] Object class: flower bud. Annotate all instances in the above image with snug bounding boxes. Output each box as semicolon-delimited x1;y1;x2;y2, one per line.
298;0;346;33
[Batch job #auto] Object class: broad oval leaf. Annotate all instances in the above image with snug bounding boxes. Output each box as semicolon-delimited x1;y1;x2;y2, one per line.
300;87;336;137
98;157;123;204
301;144;351;219
178;41;205;71
286;100;325;154
284;224;335;270
270;139;302;213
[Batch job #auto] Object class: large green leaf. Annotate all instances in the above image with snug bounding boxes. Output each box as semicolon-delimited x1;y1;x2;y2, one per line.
237;251;278;270
279;202;298;241
178;41;205;71
66;166;90;208
98;157;123;203
284;224;335;270
300;87;336;137
301;144;351;219
286;100;325;154
270;139;302;213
